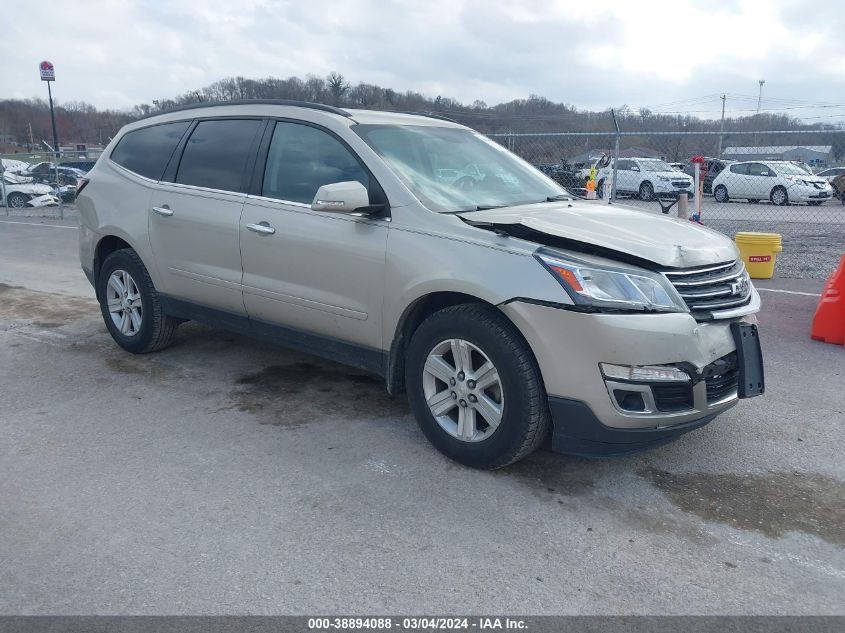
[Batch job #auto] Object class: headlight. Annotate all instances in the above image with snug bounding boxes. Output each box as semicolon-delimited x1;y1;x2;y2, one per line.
658;176;670;182
535;251;687;313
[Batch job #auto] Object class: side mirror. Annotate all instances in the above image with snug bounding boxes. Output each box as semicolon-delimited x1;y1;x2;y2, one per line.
311;181;371;214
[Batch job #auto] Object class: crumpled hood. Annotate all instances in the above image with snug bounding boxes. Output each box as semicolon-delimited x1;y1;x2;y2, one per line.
459;200;739;268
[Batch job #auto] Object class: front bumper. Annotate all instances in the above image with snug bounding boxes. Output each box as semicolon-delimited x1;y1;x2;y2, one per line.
788;184;834;201
500;301;758;451
548;397;719;456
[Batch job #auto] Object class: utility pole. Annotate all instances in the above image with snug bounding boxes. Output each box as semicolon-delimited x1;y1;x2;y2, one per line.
717;94;726;158
754;80;765;149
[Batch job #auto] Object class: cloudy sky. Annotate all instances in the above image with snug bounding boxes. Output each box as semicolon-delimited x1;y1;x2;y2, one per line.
3;0;844;121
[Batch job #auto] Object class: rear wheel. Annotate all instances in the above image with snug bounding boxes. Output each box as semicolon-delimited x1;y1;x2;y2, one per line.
406;304;550;469
639;181;654;201
97;249;180;354
714;185;729;203
770;186;789;206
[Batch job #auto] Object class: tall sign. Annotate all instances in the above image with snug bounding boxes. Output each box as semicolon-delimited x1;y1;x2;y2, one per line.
39;60;55;81
38;61;60;164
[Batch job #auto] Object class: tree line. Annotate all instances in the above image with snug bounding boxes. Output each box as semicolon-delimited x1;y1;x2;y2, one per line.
1;72;841;160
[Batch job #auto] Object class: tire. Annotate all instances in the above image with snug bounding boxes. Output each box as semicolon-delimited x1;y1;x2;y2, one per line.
714;185;729;203
405;303;551;469
7;192;28;209
639;181;654;201
770;186;789;206
97;248;179;354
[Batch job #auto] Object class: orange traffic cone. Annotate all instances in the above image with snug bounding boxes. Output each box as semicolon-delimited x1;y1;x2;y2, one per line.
811;254;845;345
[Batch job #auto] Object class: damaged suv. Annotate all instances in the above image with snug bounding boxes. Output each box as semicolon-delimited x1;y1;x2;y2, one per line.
77;101;764;469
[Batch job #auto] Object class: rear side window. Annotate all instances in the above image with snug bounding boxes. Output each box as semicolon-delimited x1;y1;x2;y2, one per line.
730;163;749;175
262;122;369;204
176;119;262;193
111;122;190;180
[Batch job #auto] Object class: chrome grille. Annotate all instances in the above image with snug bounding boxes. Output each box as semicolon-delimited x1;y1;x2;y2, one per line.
663;260;752;318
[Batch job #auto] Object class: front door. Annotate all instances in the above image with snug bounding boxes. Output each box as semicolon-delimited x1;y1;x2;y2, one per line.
148;118;264;315
240;121;389;350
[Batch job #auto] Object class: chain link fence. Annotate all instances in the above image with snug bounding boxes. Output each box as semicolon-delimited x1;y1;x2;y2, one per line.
490;129;845;278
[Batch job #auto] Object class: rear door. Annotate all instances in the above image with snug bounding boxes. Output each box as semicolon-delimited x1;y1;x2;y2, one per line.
239;120;389;350
726;163;750;196
615;160;636;193
148;118;264;314
746;162;775;199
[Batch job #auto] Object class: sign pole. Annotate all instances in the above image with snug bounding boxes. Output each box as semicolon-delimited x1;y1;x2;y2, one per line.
40;60;62;218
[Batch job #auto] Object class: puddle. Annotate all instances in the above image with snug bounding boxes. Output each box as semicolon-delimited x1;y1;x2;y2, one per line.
640;467;845;546
503;451;595;498
0;284;96;324
228;361;409;427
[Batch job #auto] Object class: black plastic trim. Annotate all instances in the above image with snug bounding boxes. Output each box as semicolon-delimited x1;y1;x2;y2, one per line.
159;295;387;377
548;396;719;457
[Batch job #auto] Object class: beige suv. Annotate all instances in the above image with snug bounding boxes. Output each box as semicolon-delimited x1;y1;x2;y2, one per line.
76;101;764;469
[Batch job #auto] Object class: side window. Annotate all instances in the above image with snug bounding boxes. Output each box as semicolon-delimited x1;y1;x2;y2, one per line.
111;121;190;180
730;163;749;175
748;163;771;177
262;122;369;204
175;119;262;192
616;160;631;171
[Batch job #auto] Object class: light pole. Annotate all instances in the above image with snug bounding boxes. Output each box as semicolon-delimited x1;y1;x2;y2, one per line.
717;94;726;158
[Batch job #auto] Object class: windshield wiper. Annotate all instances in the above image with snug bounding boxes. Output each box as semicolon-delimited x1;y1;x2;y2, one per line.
545;194;574;202
446;204;507;214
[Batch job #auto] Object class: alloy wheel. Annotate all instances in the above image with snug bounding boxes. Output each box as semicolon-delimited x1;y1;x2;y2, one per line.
422;338;504;442
106;269;143;337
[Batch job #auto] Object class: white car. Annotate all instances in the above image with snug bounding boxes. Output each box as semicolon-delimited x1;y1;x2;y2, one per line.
711;161;835;206
816;167;845;183
597;158;693;201
2;174;59;208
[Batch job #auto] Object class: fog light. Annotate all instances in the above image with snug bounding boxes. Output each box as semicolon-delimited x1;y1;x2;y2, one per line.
601;363;690;383
614;390;646;412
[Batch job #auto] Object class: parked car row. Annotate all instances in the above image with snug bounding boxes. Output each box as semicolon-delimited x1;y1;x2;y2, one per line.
0;160;92;206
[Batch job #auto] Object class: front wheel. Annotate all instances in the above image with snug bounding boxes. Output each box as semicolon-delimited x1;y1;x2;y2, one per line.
97;249;180;354
770;186;789;206
406;304;550;469
714;185;729;203
7;192;28;208
639;181;654;201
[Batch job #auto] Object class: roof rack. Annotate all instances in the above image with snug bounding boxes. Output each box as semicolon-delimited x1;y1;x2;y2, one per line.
139;99;352;120
395;110;460;123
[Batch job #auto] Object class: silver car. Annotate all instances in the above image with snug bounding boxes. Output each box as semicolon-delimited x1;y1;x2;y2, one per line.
76;101;764;469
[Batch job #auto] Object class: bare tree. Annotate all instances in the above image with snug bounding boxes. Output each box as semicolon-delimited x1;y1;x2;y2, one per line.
326;72;349;106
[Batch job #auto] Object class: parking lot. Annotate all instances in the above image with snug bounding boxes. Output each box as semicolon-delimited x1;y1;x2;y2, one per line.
1;217;843;615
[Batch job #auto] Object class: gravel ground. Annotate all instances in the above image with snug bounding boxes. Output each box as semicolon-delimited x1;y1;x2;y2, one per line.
1;217;843;615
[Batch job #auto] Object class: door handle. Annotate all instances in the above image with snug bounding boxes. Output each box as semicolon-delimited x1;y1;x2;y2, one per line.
152;206;173;217
246;222;276;235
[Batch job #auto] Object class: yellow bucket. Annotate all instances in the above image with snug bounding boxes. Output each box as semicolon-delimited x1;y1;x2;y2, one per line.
735;232;783;279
